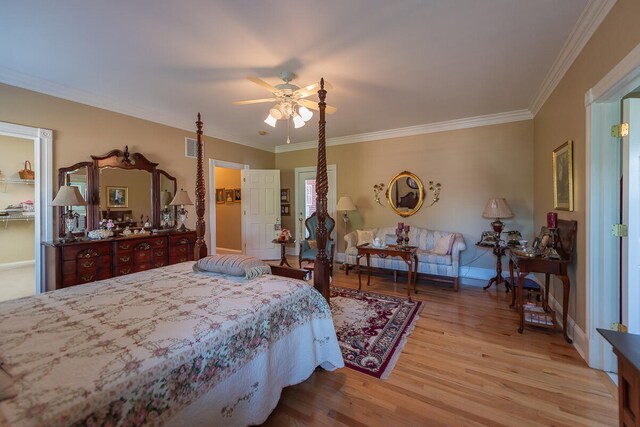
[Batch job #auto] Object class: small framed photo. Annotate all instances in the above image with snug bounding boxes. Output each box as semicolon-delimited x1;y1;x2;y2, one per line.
281;203;290;216
552;140;574;211
106;186;128;208
215;188;225;204
225;189;234;203
233;188;241;203
280;188;290;203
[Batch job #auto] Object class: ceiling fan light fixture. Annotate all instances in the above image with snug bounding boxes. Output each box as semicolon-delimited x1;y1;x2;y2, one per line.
293;114;305;129
264;114;278;127
298;106;313;121
269;107;283;120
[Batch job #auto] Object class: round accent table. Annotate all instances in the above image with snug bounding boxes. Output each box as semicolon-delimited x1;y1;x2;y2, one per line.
272;238;295;267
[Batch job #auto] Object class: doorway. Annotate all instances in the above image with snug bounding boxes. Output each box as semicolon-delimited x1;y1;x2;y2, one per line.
0;121;53;300
586;41;640;371
209;159;248;255
294;165;337;254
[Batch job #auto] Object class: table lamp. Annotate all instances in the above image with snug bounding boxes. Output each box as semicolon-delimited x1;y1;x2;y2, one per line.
51;186;87;242
170;189;193;231
336;196;357;251
482;197;513;235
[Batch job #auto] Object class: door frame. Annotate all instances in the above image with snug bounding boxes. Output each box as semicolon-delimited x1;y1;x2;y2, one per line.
293;165;337;255
0;121;53;295
208;159;249;255
585;41;640;370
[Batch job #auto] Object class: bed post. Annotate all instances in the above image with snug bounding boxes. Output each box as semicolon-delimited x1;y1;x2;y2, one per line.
314;79;331;302
194;113;208;260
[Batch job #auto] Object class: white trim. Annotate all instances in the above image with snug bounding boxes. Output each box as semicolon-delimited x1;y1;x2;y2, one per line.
530;0;617;114
547;291;589;363
276;110;533;153
0;121;52;295
586;42;640;105
208;159;249;255
0;260;35;271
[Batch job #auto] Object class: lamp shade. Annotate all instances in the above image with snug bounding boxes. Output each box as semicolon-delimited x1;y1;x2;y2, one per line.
264;114;277;127
336;196;357;212
298;106;313;121
482;197;513;219
51;186;87;207
170;189;194;206
293;114;305;129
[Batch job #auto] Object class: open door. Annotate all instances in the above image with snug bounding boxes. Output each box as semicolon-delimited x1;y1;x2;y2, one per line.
241;169;280;260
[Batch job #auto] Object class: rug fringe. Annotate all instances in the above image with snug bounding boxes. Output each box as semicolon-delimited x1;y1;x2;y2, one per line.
380;303;424;380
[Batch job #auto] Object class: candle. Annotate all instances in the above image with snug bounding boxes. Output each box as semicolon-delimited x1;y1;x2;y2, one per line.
398;222;404;230
547;212;558;229
405;225;410;232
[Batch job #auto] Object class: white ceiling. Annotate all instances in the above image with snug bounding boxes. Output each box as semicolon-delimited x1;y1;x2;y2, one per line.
0;0;597;151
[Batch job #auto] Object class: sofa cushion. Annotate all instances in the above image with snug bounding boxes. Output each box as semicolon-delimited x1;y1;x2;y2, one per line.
416;249;452;266
357;229;374;246
432;233;454;255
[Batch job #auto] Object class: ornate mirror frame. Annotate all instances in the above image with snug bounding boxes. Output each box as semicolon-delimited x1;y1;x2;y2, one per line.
386;171;425;217
57;161;94;237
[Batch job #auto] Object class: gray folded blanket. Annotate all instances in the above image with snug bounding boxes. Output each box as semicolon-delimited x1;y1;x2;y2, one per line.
193;254;272;279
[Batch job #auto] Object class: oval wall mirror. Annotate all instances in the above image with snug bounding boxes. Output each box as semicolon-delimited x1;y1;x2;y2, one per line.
386;171;425;217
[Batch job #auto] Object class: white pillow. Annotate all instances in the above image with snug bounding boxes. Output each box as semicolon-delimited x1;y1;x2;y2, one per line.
356;229;374;246
431;234;454;255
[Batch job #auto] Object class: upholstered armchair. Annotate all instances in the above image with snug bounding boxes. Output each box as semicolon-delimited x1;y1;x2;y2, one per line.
299;212;336;274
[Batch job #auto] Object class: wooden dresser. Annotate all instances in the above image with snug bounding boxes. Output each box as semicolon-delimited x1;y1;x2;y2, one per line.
43;230;196;291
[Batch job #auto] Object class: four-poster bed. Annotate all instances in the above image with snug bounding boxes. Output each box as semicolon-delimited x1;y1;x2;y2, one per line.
0;83;341;426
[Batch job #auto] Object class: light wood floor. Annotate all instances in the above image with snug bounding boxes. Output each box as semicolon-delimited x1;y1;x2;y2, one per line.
262;263;618;426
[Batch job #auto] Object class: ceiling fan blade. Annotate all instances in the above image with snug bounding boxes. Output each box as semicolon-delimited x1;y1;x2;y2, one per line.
294;80;334;98
298;98;337;114
233;98;277;105
247;77;278;93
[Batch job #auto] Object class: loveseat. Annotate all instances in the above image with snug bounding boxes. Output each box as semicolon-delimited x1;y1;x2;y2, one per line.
343;226;466;291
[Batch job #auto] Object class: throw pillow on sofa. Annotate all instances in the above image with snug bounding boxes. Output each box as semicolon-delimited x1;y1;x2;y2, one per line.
431;234;454;255
356;229;374;246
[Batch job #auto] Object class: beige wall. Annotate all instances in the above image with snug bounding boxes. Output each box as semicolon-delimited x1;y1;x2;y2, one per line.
214;168;242;250
0;135;35;263
276;120;535;272
0;83;275;249
533;0;640;330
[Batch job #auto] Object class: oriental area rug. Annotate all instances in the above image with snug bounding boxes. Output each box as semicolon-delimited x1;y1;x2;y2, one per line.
329;286;423;379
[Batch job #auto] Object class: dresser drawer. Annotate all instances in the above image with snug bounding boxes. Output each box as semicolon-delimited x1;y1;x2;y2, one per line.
62;242;111;261
149;237;166;247
114;254;133;266
134;263;151;272
134;250;152;262
169;233;196;246
115;241;135;252
170;245;190;258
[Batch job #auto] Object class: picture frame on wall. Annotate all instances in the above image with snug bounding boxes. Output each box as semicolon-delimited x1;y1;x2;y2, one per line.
106;186;128;208
552;140;574;211
281;203;290;216
215;188;225;204
225;189;234;203
233;188;241;203
280;188;290;203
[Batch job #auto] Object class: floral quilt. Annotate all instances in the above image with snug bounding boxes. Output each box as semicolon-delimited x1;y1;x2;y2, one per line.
0;263;340;426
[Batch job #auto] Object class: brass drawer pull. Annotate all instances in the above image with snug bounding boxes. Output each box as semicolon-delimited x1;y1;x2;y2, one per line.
80;260;94;268
119;256;130;262
80;275;94;282
154;250;164;256
178;247;186;253
139;252;147;258
119;244;131;250
119;268;131;275
178;238;189;245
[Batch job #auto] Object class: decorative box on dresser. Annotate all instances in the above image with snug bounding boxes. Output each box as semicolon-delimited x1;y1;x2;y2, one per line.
43;230;196;291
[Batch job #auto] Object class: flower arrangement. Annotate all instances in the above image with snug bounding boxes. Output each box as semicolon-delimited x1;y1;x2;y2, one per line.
99;219;115;230
276;228;292;242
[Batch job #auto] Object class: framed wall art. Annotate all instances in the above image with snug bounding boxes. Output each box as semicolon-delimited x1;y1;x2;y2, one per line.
233;188;241;203
106;186;128;208
215;188;225;204
225;189;234;203
552;140;573;211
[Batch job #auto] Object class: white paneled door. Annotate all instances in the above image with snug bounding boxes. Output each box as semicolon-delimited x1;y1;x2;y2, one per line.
241;169;280;260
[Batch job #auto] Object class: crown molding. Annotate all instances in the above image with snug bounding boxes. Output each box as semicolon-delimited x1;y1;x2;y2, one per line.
529;0;617;115
275;109;533;153
0;67;275;153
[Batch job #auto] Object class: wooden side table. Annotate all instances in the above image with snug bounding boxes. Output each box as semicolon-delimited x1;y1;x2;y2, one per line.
477;243;510;291
356;244;418;301
272;238;295;267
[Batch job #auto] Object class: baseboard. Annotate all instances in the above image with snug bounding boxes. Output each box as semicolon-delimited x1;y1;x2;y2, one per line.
215;247;243;255
546;290;588;362
0;260;35;271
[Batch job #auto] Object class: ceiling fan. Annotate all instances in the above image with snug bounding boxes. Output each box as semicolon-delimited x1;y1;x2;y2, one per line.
233;71;337;130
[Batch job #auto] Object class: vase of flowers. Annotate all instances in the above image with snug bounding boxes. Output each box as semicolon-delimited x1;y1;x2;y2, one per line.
276;228;292;242
89;219;115;239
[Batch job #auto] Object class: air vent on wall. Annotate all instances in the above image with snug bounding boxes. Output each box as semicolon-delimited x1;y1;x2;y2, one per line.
185;137;198;158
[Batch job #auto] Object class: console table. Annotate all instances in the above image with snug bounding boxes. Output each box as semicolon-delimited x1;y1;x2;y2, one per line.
43;230;196;291
508;220;577;343
356;244;418;301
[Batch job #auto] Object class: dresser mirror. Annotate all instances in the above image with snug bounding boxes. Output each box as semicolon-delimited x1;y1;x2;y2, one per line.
57;146;177;236
386;171;425;217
